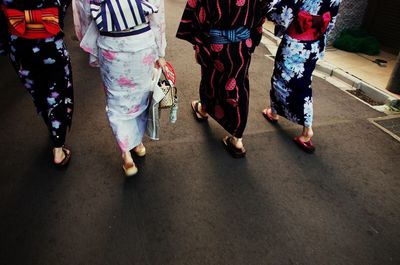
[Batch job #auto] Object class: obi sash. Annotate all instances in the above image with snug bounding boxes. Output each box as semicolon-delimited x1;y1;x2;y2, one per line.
90;0;158;33
1;6;61;39
287;10;331;41
209;26;250;44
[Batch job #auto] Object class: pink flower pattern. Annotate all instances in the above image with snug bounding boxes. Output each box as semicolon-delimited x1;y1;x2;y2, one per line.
127;105;140;114
199;7;206;24
142;53;155;66
188;0;197;8
226;99;238;107
102;50;116;61
214;60;225;72
117;136;130;151
236;0;246;7
117;77;136;90
225;78;237;91
245;38;252;48
211;44;223;52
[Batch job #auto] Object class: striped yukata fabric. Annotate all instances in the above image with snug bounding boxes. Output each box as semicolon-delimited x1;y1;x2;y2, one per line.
90;0;158;32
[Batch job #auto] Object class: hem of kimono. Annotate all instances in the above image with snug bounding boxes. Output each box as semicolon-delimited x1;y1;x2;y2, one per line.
119;137;145;153
207;112;245;138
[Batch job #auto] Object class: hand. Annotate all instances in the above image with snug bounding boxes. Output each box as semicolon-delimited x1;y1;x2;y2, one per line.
156;57;167;72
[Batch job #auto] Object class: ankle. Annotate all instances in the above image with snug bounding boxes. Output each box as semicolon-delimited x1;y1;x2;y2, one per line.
53;147;65;163
232;137;243;149
198;103;207;115
122;151;133;164
301;128;313;140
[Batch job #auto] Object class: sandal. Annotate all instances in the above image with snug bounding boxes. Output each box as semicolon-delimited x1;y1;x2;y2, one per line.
53;147;71;167
294;136;315;153
262;108;278;124
191;100;208;121
222;136;246;158
133;143;146;157
122;162;138;177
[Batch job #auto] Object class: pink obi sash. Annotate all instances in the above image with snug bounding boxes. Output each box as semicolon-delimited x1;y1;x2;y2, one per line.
287;10;331;41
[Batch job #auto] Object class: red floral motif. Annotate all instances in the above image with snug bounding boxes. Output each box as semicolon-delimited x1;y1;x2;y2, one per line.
214;60;224;72
245;38;252;48
188;0;197;8
211;44;223;52
225;78;237;91
257;26;263;34
198;7;206;24
226;99;238;107
236;0;246;7
214;105;224;119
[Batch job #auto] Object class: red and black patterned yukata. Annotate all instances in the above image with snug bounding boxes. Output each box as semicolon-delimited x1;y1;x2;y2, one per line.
176;0;270;138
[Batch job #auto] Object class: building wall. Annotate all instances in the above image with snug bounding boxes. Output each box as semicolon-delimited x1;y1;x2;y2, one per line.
328;0;369;45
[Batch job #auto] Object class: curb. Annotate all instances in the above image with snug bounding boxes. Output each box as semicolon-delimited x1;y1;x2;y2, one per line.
261;28;400;110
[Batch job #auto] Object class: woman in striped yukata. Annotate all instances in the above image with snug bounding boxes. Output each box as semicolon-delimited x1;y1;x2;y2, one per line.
0;0;73;166
176;0;272;158
262;0;341;153
74;0;166;176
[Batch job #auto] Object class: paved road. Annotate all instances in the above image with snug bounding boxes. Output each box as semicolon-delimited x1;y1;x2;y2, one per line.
0;1;399;264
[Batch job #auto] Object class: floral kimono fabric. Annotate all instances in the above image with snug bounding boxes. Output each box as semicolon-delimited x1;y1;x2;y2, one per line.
99;46;157;152
1;0;73;148
9;36;74;147
270;36;320;127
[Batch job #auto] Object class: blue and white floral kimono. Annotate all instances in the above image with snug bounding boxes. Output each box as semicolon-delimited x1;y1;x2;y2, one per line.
266;0;341;128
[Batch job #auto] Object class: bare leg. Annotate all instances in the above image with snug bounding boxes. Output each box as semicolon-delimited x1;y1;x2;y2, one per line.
53;147;68;164
133;142;146;157
262;107;279;122
298;126;314;142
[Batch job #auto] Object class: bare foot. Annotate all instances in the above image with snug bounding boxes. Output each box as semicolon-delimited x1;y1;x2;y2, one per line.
191;100;208;120
133;142;146;157
122;151;138;176
226;136;243;149
262;108;279;121
53;147;68;164
297;127;313;142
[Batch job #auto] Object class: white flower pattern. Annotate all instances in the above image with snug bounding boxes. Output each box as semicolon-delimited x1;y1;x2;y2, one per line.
268;0;341;127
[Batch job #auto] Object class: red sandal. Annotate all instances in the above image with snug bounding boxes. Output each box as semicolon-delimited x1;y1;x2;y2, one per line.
262;109;278;124
293;136;315;153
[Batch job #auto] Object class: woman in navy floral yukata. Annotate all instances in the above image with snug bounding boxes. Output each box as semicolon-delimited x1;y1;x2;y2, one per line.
0;0;74;165
262;0;341;153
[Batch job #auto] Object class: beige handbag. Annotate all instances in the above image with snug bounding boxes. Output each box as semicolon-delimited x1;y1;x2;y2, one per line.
158;62;177;109
159;79;177;109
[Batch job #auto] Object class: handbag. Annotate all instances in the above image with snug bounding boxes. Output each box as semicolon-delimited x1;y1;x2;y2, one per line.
159;80;177;109
158;62;177;109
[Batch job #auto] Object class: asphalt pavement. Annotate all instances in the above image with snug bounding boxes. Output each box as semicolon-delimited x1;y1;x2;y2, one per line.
0;1;399;264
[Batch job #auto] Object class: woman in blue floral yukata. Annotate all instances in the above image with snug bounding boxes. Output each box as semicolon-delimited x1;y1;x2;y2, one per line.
262;0;341;153
0;0;74;165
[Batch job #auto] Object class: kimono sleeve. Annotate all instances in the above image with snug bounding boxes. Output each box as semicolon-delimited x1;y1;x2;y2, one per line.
149;0;167;58
72;0;92;41
325;0;341;37
266;0;301;37
176;0;209;46
320;0;341;56
0;10;9;56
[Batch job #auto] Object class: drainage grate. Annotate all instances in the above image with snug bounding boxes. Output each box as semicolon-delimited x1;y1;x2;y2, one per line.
370;116;400;142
